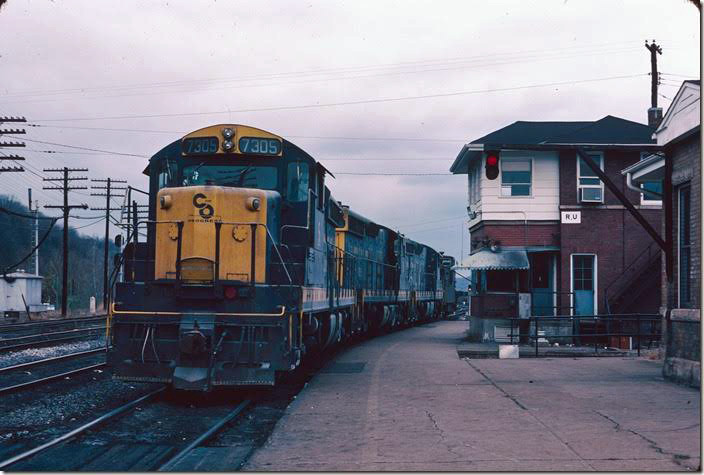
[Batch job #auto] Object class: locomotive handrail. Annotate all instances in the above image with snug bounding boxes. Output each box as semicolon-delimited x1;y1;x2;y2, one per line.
280;188;314;240
214;220;293;284
130;219;292;285
111;303;287;318
327;242;399;269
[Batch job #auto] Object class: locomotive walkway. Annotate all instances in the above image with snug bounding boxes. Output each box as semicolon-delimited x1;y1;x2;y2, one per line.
244;321;700;471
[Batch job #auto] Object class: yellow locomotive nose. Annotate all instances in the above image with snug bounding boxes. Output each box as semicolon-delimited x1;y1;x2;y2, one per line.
154;186;270;284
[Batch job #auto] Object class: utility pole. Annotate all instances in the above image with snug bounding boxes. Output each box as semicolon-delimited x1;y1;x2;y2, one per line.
43;167;89;317
91;178;126;310
0;116;26;173
645;40;663;127
28;189;39;275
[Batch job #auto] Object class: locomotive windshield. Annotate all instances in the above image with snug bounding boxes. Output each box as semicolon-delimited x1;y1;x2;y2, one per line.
181;163;278;190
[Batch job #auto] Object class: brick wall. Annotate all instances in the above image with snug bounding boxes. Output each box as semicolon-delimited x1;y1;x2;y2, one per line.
662;133;701;310
558;149;662;314
559;208;661;314
559;150;645;205
469;221;560;251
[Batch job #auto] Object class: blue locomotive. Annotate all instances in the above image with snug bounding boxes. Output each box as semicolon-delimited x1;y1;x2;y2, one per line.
108;124;455;390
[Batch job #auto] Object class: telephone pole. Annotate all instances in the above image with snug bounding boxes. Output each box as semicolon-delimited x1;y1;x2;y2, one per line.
91;178;126;310
645;40;663;127
28;189;39;275
43;167;89;317
0;116;26;173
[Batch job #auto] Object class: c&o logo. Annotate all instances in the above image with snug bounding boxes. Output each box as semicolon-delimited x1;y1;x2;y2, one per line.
192;193;215;219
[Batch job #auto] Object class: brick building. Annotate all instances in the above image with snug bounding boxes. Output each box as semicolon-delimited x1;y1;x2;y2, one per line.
450;116;662;342
623;80;700;387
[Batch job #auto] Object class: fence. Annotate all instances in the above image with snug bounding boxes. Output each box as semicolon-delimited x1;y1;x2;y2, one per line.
506;314;661;357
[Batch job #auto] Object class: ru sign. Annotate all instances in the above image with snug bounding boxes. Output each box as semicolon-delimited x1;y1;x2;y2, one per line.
561;211;581;224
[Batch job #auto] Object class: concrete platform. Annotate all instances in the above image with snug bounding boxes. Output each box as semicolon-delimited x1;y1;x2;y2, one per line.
457;341;631;358
244;321;700;471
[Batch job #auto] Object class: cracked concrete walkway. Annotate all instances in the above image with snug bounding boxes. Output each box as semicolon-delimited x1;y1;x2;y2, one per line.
243;321;700;471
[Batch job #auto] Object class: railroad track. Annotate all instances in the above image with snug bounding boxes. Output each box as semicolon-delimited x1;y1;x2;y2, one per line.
0;348;107;395
0;389;252;471
0;315;106;333
0;326;106;353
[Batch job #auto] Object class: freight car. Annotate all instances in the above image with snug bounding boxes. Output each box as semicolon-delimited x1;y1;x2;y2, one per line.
107;124;455;390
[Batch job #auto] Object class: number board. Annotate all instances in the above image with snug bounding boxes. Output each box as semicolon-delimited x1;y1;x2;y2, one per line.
182;137;219;155
238;137;282;156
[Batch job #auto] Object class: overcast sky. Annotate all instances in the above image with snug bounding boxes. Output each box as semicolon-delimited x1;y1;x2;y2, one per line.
0;0;700;261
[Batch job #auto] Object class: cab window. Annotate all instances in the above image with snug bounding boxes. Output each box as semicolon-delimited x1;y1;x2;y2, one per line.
158;160;178;189
286;162;309;202
182;164;278;189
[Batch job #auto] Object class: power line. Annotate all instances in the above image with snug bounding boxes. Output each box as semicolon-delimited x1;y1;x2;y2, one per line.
333;172;453;176
0;116;26;173
26;124;469;143
5;135;148;158
2;45;647;106
3;40;645;99
31;72;649;122
73;216;105;230
660;72;699;78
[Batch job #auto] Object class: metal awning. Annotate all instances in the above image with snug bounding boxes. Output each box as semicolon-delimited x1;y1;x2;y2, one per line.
621;153;665;184
455;249;529;271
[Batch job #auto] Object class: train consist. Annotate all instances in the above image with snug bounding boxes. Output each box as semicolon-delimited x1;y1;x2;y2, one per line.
107;124;456;390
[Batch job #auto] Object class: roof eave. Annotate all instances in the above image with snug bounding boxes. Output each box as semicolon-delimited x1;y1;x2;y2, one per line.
449;143;483;174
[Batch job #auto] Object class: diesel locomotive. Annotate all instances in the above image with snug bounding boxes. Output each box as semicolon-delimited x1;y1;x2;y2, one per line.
107;124;456;390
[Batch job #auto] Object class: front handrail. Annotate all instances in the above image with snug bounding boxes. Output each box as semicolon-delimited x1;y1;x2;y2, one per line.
127;219;293;285
111;303;287;317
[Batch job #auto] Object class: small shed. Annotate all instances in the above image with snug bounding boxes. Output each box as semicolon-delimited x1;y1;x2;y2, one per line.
1;272;45;317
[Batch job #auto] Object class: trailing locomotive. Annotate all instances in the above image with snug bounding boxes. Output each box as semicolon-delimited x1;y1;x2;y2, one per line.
108;124;455;390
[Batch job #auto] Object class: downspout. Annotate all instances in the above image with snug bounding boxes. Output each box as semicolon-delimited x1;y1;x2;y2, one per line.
625;171;662;198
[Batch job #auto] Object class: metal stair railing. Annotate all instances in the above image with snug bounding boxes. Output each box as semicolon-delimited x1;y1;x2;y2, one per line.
604;242;661;313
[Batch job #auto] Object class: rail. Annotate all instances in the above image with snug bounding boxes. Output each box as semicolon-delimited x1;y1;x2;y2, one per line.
506;314;661;357
0;387;166;470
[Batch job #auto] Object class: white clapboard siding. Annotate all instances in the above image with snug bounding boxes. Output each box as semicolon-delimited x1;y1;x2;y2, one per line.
479;150;560;221
655;81;700;145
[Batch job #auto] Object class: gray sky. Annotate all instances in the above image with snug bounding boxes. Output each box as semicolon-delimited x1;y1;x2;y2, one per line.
0;0;700;261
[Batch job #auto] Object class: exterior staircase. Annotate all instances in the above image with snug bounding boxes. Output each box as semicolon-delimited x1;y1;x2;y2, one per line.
605;243;662;314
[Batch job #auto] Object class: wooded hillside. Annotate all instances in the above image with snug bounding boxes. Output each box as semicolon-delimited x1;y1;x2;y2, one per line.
0;194;116;311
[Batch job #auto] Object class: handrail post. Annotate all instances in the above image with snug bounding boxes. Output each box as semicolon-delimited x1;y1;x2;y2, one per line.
250;223;257;285
509;318;513;344
535;317;539;357
637;313;641;356
175;222;184;281
594;316;598;355
214;222;222;283
131;222;137;282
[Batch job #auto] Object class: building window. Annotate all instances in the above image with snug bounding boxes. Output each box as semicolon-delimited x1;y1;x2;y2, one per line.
641;180;663;205
501;158;531;196
468;164;480;205
577;152;604;203
678;185;691;308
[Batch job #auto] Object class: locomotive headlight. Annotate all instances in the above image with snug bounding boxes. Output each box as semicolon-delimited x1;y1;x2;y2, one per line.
246;197;261;211
160;195;172;209
222;140;234;152
222;128;234;139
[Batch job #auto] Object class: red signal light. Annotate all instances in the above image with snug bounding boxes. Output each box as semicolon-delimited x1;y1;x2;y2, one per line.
224;286;238;299
485;151;500;180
